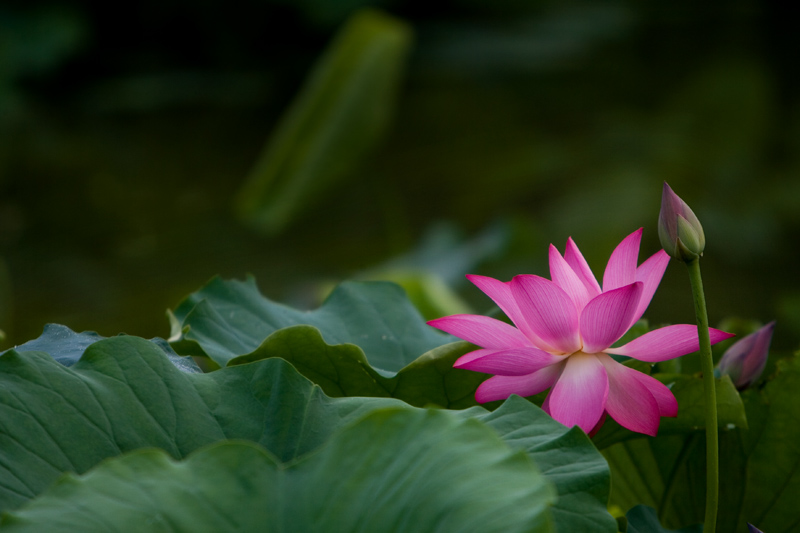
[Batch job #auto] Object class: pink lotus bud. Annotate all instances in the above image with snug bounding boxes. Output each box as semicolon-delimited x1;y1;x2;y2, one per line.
747;524;764;533
717;321;775;390
658;182;705;262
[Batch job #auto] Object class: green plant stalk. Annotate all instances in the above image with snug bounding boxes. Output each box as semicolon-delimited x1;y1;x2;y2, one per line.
686;257;718;532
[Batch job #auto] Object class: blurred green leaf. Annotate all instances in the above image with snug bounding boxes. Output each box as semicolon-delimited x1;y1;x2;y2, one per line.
657;374;747;433
235;8;412;234
366;221;510;284
0;409;556;533
352;221;509;319
625;506;701;533
603;435;706;528
357;270;473;320
0;7;86;81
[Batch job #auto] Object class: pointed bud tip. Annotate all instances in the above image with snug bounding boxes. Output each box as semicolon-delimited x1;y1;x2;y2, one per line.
657;182;705;262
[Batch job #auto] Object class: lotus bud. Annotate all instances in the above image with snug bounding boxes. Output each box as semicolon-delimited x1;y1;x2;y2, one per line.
717;321;775;390
658;182;706;262
747;524;764;533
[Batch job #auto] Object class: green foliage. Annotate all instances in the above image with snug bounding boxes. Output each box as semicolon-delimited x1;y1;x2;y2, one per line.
4;271;799;532
170;277;451;370
1;410;556;533
624;506;702;533
234;8;412;234
169;277;490;407
232;327;485;408
658;374;747;433
469;396;618;532
0;337;399;511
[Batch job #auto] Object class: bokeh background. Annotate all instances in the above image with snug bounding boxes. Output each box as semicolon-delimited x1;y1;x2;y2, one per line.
1;0;798;353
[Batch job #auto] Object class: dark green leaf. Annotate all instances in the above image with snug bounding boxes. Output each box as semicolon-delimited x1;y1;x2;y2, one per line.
468;396;618;533
658;374;747;433
0;336;401;511
230;325;484;408
625;506;702;533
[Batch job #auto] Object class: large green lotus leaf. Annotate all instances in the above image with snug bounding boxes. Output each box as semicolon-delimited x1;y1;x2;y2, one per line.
0;335;402;511
0;409;556;533
229;325;483;408
169;276;454;371
467;395;618;533
603;354;800;533
234;9;411;235
0;334;614;532
592;373;746;450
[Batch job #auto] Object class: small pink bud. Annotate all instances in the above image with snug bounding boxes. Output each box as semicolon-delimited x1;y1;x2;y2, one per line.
717;321;775;390
747;524;764;533
658;182;705;262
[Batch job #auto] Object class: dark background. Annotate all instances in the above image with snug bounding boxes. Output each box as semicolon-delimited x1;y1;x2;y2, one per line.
1;0;797;352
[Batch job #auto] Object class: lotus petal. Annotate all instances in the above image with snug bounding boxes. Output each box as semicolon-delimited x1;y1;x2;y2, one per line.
546;353;608;433
597;354;662;436
511;275;581;354
455;347;564;376
427;314;530;349
564;237;601;299
580;282;643;354
602;228;642;292
606;324;735;362
466;274;548;348
549;245;591;312
630;250;670;327
475;363;564;403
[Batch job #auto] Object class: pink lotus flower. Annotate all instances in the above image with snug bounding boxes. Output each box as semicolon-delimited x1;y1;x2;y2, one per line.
428;228;734;436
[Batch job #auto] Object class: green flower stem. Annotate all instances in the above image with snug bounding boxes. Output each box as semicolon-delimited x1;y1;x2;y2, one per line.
686;257;718;532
